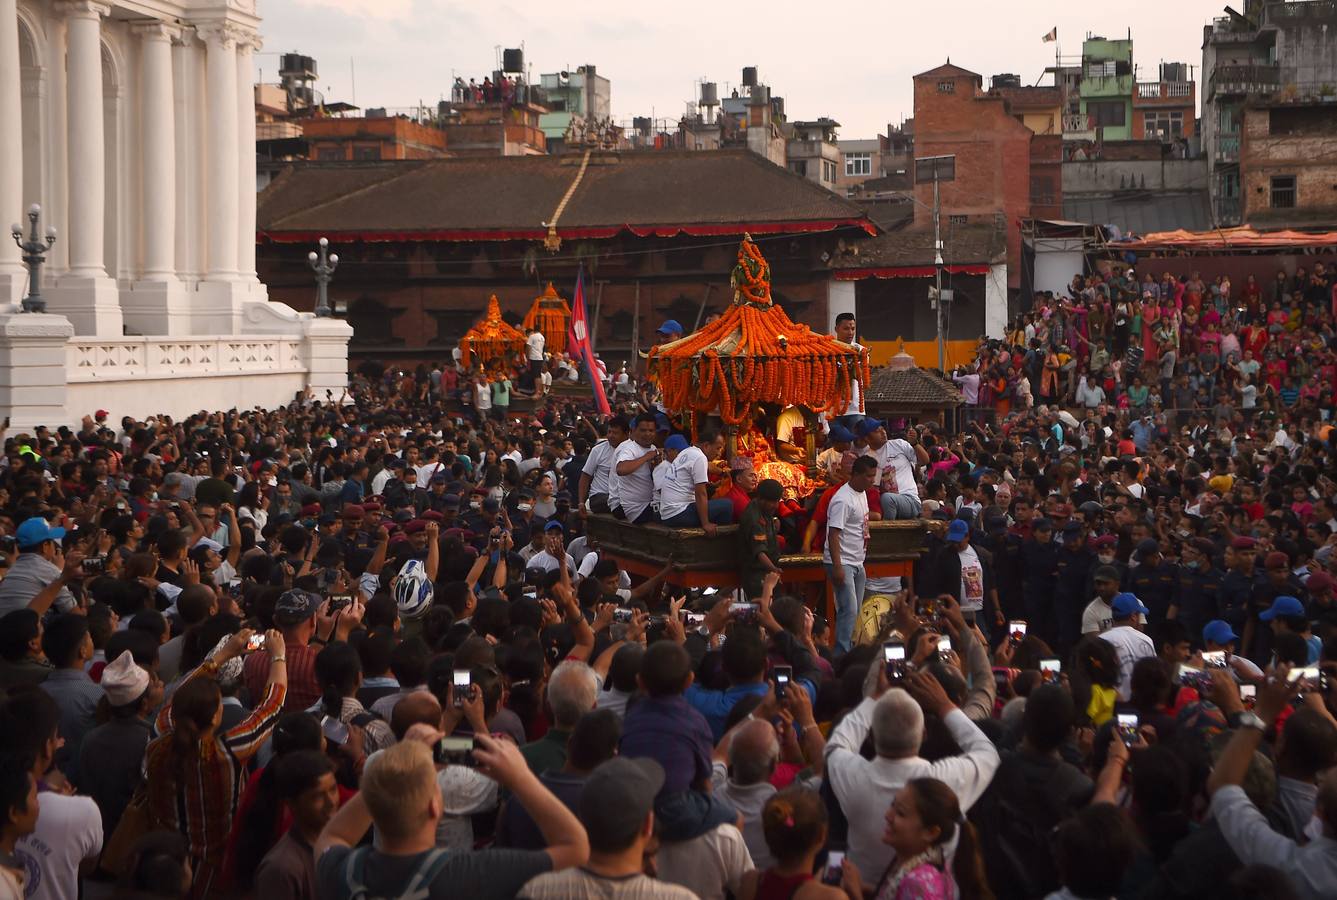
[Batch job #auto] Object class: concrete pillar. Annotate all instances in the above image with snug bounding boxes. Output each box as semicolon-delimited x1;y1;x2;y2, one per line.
826;277;856;334
0;313;74;431
124;22;188;335
235;34;259;284
0;0;25;305
200;23;238;281
46;1;121;336
302;315;354;399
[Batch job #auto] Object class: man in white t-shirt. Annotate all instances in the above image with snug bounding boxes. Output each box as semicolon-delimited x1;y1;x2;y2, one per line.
658;432;732;535
6;691;103;900
473;375;492;420
527;522;578;579
524;327;546;377
612;415;660;524
824;455;875;652
1080;564;1137;635
578;418;629;515
1099;593;1156;701
858;418;925;520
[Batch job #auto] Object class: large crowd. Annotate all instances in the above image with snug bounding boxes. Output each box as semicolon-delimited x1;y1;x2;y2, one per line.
0;261;1335;900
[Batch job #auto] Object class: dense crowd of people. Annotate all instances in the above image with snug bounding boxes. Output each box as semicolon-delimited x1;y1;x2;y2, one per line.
0;261;1335;900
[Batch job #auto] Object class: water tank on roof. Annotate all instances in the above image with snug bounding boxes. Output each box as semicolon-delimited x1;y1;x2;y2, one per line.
742;66;758;87
991;73;1021;89
280;53;317;79
1160;62;1187;82
633;116;651;135
367;107;387;118
750;84;770;105
700;82;718;105
771;95;784;117
502;48;524;73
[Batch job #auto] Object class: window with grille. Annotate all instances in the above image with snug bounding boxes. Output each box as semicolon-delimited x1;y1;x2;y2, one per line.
1271;175;1296;208
1142;111;1183;140
937;81;955;94
845;152;872;176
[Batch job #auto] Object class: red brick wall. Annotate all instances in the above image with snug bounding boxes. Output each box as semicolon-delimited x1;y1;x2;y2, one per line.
912;71;1034;290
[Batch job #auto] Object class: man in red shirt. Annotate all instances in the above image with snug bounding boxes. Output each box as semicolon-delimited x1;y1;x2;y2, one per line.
243;589;362;711
725;458;758;522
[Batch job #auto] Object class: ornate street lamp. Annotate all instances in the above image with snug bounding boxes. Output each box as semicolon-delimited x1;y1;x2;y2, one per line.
307;237;338;318
10;204;57;314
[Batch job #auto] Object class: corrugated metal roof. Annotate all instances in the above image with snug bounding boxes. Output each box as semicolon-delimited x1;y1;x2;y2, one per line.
1062;190;1212;236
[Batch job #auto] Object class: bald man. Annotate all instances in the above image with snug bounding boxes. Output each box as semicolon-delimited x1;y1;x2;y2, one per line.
711;717;779;868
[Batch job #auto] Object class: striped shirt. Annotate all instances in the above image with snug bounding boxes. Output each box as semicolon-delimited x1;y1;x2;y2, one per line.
243;641;320;711
145;659;286;877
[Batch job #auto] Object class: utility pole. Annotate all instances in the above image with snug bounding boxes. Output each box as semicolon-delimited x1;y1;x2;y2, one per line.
915;155;955;370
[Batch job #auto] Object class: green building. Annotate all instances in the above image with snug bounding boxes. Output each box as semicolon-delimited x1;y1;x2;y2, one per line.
1079;37;1135;141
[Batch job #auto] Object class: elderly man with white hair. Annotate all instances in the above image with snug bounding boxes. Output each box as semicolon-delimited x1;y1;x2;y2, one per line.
823;664;1000;880
521;660;599;776
710;717;781;869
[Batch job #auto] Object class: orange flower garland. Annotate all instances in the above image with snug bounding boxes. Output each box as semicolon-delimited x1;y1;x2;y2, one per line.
521;282;573;354
459;295;525;374
647;236;868;424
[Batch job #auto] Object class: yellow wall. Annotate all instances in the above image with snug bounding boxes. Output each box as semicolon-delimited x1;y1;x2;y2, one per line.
864;339;977;370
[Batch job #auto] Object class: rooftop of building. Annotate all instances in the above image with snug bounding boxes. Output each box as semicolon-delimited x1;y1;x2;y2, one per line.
256;149;875;242
865;360;964;407
830;221;1005;271
914;61;983;82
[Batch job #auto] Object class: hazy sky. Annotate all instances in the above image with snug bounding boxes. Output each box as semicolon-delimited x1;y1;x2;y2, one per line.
259;0;1229;139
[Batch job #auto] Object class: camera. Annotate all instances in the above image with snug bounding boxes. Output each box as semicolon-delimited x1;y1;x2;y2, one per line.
1039;658;1061;684
1201;650;1229;669
731;602;759;626
1008;620;1027;644
822;850;845;886
883;641;907;683
613;607;635;624
328;593;354;611
246;633;267;652
81;556;106;575
1239;684;1257;709
452;668;472;708
1116;712;1140;748
437;735;477;767
321;715;349;746
772;665;792;700
681;611;706;628
1178;664;1212;691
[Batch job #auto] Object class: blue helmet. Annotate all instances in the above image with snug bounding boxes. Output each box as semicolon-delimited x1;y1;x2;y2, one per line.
394;559;434;620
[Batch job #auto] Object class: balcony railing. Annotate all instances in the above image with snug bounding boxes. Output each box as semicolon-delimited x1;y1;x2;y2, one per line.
1215;135;1241;162
1208;64;1281;99
1062;113;1091;133
1136;81;1194;100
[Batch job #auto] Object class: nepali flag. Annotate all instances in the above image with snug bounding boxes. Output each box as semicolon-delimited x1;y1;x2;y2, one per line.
569;269;611;415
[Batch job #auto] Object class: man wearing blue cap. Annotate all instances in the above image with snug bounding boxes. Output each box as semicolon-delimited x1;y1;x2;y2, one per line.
926;517;999;636
1260;595;1322;664
858;418;926;521
657;431;732;534
816;424;854;484
0;518;79;616
1098;593;1155;700
1202;619;1264;680
655;320;684;343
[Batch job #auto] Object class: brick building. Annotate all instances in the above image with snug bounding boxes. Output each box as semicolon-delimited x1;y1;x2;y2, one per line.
302;117;450;161
912;62;1035;291
1131;64;1196;142
1240;100;1337;228
255;150;874;365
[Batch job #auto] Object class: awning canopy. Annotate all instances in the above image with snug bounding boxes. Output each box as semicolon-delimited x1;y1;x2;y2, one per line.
1116;225;1337;251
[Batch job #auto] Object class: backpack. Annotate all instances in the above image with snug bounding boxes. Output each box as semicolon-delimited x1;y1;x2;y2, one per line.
342;846;454;900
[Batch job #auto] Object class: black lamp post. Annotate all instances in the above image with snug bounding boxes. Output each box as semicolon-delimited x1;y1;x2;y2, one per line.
307;237;338;318
10;204;57;314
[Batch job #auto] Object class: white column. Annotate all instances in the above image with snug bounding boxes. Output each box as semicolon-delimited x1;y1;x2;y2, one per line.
200;23;239;281
43;13;69;275
123;22;189;336
0;0;25;303
173;32;203;282
46;1;120;336
61;1;109;279
235;33;259;284
137;24;178;280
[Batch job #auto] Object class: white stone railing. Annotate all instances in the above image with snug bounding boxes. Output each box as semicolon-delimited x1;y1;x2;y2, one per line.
66;335;305;382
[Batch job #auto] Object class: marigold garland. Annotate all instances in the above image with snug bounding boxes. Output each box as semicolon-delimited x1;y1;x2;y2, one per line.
647;236;868;424
459;295;525;376
521;282;573;354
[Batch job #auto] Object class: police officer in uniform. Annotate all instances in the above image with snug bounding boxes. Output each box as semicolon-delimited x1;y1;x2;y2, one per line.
1054;520;1095;653
738;479;783;600
1173;537;1224;645
1020;518;1060;649
1127;538;1179;627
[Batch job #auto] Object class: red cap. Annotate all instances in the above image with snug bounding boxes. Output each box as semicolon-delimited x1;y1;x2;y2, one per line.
1305;572;1334;593
1265;551;1290;570
300;503;321;517
1230;536;1257;550
403;520;427;534
341;503;365;518
361;501;383;513
421;510;445;523
94;409;109;420
1091;534;1117;548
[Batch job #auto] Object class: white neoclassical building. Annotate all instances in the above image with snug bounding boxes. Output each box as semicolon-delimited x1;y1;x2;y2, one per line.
0;0;350;428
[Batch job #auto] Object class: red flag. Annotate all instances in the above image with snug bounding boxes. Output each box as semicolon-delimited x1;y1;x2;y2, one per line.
569;270;611;415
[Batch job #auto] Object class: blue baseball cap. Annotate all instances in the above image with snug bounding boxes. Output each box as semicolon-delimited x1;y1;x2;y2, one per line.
946;519;970;542
1111;592;1148;618
656;319;684;336
543;520;565;533
1202;620;1239;646
828;424;854;444
664;434;689;452
854;418;885;438
16;516;65;550
1259;595;1305;621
